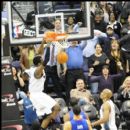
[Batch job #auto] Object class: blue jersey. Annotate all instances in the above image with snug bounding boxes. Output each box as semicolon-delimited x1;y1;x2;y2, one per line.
70;118;89;130
23;97;38;124
69;110;87;120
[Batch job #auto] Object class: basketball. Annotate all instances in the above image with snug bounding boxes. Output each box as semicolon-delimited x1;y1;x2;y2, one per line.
57;51;68;64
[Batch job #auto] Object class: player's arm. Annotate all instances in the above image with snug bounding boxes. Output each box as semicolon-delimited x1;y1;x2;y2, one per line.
86;119;93;130
92;102;110;127
34;58;45;79
63;122;71;130
63;113;70;123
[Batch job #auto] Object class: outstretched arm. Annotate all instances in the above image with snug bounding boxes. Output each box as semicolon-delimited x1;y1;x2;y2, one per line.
34;58;45;79
88;68;100;83
63;113;70;123
87;119;93;130
36;39;46;55
92;102;110;127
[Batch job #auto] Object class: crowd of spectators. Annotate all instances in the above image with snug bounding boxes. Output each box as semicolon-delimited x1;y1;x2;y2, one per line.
2;1;130;130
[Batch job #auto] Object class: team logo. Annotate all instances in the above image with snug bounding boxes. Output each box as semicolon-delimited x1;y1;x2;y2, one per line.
1;64;12;75
2;93;16;106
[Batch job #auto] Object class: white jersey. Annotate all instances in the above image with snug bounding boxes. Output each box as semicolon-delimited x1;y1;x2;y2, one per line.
29;92;57;116
100;99;117;130
25;66;46;93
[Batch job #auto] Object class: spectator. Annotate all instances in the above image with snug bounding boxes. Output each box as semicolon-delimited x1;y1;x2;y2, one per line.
92;89;117;130
20;45;36;71
117;76;130;102
11;46;22;70
105;24;120;40
88;64;124;94
109;39;125;74
94;7;104;17
25;2;37;26
65;40;87;105
119;15;130;75
63;105;92;130
90;2;98;17
65;16;76;33
99;24;119;56
21;71;29;93
108;12;122;38
106;2;114;15
54;18;62;33
63;97;88;123
24;55;46;93
93;13;107;33
1;1;8;18
121;14;130;31
88;43;109;94
40;32;66;98
12;66;27;100
113;1;124;22
98;1;110;23
108;39;125;92
11;46;21;61
82;29;107;72
70;79;95;105
75;2;86;27
119;2;130;25
88;43;109;76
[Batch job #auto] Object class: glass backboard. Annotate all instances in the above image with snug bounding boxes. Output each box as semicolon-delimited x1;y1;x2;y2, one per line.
7;1;93;45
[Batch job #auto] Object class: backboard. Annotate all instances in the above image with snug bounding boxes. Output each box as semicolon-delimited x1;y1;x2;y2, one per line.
35;13;65;37
7;1;93;45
